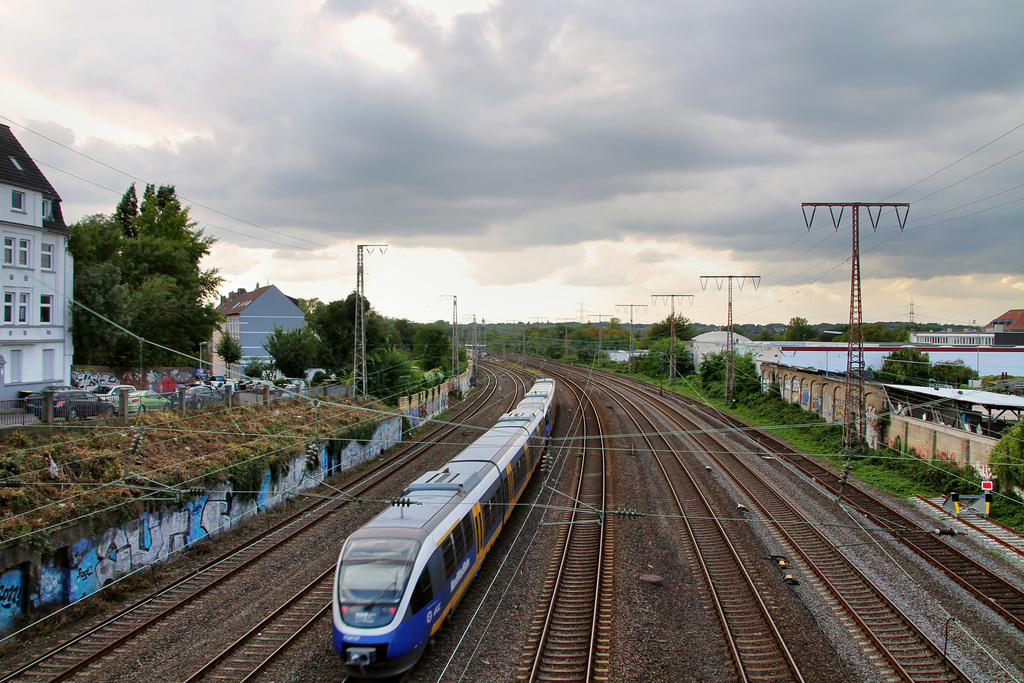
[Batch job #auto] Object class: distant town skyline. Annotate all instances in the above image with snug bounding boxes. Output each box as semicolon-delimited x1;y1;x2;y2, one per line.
4;1;1022;328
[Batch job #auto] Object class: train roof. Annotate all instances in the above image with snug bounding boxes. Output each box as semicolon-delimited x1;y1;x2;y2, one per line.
359;378;554;533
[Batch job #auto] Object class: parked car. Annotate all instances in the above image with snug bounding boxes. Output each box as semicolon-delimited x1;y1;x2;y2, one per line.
127;390;171;414
25;389;116;421
168;384;223;410
91;384;136;406
282;379;306;393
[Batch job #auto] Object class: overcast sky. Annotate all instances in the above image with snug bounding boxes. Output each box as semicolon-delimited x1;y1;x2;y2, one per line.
3;0;1022;329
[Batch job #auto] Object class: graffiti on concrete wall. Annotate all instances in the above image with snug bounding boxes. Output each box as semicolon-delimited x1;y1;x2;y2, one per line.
70;368;120;390
71;366;198;393
0;417;403;636
0;568;23;633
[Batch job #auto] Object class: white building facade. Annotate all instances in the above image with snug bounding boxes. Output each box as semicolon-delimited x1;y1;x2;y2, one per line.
0;125;74;399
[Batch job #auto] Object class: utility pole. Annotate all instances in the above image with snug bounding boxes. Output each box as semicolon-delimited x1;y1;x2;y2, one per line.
557;318;573;361
802;202;909;451
699;275;760;404
615;304;648;374
529;317;546;357
588;315;613;365
439;295;458;380
651;294;694;384
354;244;387;397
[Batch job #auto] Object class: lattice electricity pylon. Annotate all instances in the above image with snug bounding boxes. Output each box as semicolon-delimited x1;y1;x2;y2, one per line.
615;304;648;374
588;314;614;363
699;276;760;404
651;294;694;383
802;202;909;450
354;244;387;397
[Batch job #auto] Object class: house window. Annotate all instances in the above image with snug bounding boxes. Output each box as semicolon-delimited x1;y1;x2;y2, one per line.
11;191;26;212
43;349;55;380
40;294;52;323
41;243;53;270
2;237;12;264
18;292;29;323
3;291;12;323
10;350;22;383
17;238;30;267
42;200;52;220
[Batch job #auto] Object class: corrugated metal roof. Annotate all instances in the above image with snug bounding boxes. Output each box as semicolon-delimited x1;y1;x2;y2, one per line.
884;384;1024;409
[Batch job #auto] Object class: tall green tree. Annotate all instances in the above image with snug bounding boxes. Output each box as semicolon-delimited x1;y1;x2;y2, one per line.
413;324;452;373
366;346;416;402
784;317;815;341
114;184;138;239
69;184;223;368
991;420;1024;492
931;360;979;387
645;314;696;343
877;348;931;384
306;292;391;377
216;333;243;367
263;325;318;379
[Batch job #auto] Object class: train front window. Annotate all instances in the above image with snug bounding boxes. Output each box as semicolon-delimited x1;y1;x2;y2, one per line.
338;537;420;628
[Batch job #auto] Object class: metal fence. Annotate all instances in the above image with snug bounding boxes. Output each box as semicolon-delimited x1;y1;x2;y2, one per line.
0;398;35;427
0;382;356;429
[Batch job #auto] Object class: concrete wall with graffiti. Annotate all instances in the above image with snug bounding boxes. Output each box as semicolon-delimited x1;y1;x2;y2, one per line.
759;361;883;448
70;366;198;394
397;385;450;428
0;416;401;636
884;414;995;479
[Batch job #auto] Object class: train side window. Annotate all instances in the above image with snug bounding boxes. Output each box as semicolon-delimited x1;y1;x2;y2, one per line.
483;499;492;531
483;491;496;530
410;570;434;614
441;535;457;577
452;520;466;560
461;516;475;553
500;476;510;507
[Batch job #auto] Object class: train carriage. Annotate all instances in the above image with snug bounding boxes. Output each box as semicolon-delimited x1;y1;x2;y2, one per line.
332;378;556;677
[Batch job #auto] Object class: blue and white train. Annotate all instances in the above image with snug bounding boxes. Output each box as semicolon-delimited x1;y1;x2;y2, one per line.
331;378;557;678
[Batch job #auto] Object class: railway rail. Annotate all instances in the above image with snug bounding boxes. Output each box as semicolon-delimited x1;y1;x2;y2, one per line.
666;390;1024;634
517;375;614;682
604;384;806;682
540;361;972;682
0;365;527;683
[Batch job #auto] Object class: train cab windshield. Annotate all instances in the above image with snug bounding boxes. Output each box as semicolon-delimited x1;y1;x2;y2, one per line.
338;537;420;628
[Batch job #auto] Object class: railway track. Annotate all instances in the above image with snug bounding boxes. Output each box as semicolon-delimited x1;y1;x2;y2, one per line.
663;390;1024;634
517;375;614;682
541;362;972;682
604;385;806;682
0;365;526;683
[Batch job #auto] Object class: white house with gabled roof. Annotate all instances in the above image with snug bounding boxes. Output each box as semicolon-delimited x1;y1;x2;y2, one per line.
0;125;73;399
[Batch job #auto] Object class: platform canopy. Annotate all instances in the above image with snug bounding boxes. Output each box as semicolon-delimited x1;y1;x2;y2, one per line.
883;383;1024;435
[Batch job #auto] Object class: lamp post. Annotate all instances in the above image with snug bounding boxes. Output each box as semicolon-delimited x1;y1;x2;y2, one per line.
199;341;208;377
822;330;841;376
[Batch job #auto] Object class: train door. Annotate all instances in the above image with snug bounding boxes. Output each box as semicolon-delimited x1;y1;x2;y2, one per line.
472;503;484;559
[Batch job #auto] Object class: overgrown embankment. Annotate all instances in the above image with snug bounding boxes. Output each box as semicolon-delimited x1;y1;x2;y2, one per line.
0;398;387;549
637;370;1024;531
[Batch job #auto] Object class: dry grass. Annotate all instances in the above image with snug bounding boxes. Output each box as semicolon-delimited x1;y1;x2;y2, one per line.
0;397;387;547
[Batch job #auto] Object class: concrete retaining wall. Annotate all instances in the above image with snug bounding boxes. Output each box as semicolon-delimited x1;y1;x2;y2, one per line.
885;414;996;479
0;416;402;636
